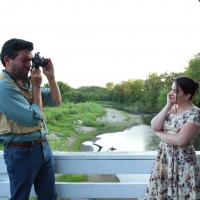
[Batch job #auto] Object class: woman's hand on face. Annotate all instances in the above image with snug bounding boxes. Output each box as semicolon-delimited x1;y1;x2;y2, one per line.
167;91;174;107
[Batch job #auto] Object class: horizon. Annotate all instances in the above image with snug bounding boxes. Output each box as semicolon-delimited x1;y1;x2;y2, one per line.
0;0;200;88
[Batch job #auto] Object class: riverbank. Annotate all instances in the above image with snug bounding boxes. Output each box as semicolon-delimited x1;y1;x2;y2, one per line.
79;107;142;134
65;108;143;151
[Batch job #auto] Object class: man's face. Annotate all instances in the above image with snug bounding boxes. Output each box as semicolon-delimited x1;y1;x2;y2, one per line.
7;50;33;81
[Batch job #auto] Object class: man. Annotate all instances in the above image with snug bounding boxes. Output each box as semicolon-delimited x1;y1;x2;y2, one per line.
0;38;62;200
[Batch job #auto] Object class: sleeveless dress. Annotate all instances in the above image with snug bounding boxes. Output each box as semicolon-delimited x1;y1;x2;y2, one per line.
144;106;200;200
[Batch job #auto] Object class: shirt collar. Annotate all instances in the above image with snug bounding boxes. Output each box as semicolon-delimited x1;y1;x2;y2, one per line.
2;70;30;89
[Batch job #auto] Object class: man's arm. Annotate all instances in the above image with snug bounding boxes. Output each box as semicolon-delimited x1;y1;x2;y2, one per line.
42;58;62;105
31;67;43;111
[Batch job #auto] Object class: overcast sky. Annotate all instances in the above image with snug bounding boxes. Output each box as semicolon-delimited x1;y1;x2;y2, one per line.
0;0;200;88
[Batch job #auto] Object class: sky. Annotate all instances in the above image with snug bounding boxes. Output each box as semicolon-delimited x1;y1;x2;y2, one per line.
0;0;200;88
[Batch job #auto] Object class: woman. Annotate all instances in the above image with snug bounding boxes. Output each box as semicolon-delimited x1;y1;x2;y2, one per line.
144;76;200;199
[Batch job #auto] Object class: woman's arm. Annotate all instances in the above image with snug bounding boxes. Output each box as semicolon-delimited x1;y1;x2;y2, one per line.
151;104;172;131
155;122;200;146
151;92;173;131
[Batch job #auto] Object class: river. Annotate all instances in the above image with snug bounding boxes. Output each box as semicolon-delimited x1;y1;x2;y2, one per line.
81;115;200;183
82;124;159;152
81;114;200;152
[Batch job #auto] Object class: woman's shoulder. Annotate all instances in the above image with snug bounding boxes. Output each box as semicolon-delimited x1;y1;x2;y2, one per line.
169;105;200;116
190;105;200;114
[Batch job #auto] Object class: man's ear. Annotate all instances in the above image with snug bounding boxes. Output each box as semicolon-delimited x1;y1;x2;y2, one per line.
4;56;10;67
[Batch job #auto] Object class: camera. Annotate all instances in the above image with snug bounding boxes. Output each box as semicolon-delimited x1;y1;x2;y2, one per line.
32;52;48;68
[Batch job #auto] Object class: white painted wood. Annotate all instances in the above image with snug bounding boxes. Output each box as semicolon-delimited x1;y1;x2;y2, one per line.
1;151;200;199
29;183;148;198
0;173;8;181
0;181;10;199
55;159;155;174
0;181;148;198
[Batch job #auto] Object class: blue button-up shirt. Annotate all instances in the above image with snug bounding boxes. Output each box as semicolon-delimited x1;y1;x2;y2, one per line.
0;70;59;143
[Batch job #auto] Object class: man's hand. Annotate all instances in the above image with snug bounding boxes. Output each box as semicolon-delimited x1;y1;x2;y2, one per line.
42;58;55;80
31;67;42;86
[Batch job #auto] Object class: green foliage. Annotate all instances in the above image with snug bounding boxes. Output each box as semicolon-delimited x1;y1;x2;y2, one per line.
185;52;200;106
82;119;98;127
91;101;121;106
185;53;200;81
64;90;89;103
106;82;115;90
57;81;72;93
43;102;106;151
157;89;168;111
55;174;88;182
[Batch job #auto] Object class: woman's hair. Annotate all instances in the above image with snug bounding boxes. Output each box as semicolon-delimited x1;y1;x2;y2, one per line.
0;38;34;67
175;76;199;100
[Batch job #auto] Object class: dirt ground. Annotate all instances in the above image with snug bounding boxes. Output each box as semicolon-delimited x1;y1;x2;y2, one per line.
80;108;142;134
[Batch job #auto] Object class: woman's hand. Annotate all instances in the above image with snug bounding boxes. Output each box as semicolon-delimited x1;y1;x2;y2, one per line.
167;91;174;108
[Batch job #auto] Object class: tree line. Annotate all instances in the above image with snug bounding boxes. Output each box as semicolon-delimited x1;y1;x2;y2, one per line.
44;52;200;113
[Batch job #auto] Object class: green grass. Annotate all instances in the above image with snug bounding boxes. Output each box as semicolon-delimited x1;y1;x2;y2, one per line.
55;174;88;182
43;101;106;151
91;100;123;106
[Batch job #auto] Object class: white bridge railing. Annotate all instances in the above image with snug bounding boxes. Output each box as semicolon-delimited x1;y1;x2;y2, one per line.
1;151;200;199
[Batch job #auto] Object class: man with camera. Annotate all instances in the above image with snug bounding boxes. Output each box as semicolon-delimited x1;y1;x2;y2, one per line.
0;38;62;200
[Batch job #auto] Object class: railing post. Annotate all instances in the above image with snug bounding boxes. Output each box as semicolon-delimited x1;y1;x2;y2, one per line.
0;151;9;200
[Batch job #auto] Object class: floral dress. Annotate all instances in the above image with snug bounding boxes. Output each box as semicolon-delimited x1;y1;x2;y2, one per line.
144;106;200;200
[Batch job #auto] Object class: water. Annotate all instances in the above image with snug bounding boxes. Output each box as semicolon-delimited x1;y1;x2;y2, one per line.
82;124;160;152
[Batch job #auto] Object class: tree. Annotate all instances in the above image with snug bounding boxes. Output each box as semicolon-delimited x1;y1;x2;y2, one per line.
106;82;115;90
185;52;200;82
185;53;200;106
142;73;162;112
157;89;168;111
57;81;71;94
112;82;126;104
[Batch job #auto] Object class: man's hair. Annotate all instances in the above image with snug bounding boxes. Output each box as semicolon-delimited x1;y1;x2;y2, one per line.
0;38;34;67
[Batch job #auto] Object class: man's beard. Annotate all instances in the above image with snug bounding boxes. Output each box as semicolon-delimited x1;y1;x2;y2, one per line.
12;63;29;80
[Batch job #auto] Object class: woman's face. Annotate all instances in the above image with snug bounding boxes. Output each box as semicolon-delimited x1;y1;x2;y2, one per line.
169;81;187;104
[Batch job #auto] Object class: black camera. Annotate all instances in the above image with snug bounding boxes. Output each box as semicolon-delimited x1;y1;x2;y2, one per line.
32;52;48;68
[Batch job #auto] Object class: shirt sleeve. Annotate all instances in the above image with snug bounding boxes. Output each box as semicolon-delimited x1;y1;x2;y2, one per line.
187;108;200;127
40;87;60;107
0;81;43;126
